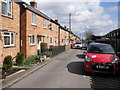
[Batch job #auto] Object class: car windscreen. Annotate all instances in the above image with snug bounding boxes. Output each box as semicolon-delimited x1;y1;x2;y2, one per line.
75;42;81;44
88;44;115;54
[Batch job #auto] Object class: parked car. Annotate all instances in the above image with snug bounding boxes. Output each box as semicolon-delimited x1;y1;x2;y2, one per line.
84;43;120;74
81;43;87;50
86;40;95;47
73;42;83;49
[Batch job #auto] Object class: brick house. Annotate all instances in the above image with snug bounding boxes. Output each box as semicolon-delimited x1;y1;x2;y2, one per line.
0;0;20;62
0;0;81;62
59;26;66;46
19;1;60;57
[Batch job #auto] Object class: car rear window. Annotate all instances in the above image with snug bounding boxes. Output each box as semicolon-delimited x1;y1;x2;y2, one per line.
88;44;115;54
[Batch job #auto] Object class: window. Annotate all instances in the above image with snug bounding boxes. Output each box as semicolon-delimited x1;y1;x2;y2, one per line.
56;25;58;31
30;35;35;45
2;0;12;17
43;19;46;28
49;22;52;30
50;37;52;44
55;37;58;44
32;13;36;25
43;36;46;43
4;32;14;47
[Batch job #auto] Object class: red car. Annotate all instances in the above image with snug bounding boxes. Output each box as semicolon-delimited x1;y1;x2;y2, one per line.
84;43;120;74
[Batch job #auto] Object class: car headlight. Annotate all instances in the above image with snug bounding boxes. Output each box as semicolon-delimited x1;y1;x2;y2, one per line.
85;56;94;62
112;58;120;64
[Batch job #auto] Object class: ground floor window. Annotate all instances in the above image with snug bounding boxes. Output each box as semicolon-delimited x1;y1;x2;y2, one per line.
50;37;52;44
30;35;35;45
4;32;15;47
43;36;46;43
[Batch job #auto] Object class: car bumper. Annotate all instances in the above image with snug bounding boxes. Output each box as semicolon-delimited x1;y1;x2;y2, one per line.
84;62;120;74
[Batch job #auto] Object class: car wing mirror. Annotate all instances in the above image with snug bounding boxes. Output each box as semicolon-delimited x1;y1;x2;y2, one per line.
83;50;87;54
117;52;120;54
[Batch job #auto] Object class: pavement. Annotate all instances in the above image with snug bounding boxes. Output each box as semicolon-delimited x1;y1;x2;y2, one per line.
2;52;64;89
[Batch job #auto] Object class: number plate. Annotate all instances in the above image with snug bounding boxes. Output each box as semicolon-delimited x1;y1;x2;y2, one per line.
96;65;109;69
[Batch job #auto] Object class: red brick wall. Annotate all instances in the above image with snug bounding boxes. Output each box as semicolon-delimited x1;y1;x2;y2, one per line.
21;8;60;57
1;2;20;62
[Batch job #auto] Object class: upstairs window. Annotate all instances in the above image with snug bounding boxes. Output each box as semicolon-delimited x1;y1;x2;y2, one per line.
49;22;52;30
4;32;15;47
32;12;36;25
56;25;58;31
2;0;12;17
43;19;46;28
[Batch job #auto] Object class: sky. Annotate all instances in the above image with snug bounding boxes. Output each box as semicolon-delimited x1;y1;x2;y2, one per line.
24;0;119;39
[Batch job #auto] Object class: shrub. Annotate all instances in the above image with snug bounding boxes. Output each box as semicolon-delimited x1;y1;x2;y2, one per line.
42;51;52;57
34;55;40;60
24;58;36;65
3;55;12;70
41;43;47;53
16;52;24;66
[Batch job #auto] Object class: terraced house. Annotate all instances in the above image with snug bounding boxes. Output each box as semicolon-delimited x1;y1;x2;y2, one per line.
0;0;81;62
0;0;20;63
19;1;61;57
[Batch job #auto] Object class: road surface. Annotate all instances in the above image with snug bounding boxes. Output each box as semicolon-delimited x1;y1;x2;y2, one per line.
9;49;120;88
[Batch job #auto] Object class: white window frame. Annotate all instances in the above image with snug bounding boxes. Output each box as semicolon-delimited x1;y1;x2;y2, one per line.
43;35;47;43
2;0;12;17
55;37;58;44
50;36;52;44
43;19;46;28
29;34;36;45
4;32;15;47
49;22;52;30
56;25;58;31
31;12;36;25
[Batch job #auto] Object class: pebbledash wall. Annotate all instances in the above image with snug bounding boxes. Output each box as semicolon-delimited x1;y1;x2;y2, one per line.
0;1;20;62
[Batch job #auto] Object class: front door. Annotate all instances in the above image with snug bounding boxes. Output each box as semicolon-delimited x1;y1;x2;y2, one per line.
37;37;41;55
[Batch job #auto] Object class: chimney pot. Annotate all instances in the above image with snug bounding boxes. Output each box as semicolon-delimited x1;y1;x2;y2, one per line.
30;0;37;8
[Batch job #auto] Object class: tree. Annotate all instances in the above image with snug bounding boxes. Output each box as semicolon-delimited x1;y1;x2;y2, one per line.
84;31;94;40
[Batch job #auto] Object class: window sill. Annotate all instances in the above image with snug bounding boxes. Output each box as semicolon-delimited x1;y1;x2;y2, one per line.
1;14;13;19
30;44;36;46
31;23;37;26
4;45;15;48
43;27;47;29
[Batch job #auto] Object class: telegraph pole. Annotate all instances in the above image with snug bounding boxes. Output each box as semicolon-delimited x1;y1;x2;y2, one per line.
69;13;71;44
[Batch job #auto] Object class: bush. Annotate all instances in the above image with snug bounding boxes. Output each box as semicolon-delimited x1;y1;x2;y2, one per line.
42;51;52;57
3;55;12;70
16;52;24;66
24;57;36;65
41;43;47;53
34;55;40;60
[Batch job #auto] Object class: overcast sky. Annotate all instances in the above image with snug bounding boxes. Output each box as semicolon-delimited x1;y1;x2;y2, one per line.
24;0;119;39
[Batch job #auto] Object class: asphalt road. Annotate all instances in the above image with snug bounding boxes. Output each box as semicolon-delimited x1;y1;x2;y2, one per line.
9;49;120;88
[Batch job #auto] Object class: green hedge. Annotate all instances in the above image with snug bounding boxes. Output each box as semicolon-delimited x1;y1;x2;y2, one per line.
3;55;12;70
16;52;24;66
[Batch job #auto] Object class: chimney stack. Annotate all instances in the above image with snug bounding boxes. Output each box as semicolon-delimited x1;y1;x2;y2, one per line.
55;19;58;23
30;0;37;8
